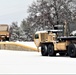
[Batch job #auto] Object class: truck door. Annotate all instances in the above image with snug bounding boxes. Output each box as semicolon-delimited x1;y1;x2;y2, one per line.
34;34;40;47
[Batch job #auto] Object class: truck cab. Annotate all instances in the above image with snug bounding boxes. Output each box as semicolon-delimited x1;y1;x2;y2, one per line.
0;24;10;41
34;30;62;47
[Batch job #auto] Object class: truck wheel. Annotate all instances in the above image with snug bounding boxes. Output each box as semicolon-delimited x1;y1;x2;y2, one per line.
41;44;48;56
5;37;9;41
59;53;66;56
68;44;76;57
6;38;9;41
48;44;56;56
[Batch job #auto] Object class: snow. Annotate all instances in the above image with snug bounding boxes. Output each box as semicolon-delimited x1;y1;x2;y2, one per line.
35;30;63;34
70;30;76;35
35;31;48;34
0;42;76;74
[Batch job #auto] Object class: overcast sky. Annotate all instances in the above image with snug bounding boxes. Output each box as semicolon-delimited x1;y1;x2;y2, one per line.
0;0;35;25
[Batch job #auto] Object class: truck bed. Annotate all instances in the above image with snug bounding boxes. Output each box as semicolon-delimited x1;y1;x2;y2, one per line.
57;36;76;41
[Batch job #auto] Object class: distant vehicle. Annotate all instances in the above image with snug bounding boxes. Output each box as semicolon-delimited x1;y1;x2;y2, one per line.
0;24;10;41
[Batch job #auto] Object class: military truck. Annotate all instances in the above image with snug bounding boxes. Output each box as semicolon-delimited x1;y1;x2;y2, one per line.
0;24;10;41
34;29;76;58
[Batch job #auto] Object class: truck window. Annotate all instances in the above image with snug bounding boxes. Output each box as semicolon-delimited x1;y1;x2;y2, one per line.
35;34;39;39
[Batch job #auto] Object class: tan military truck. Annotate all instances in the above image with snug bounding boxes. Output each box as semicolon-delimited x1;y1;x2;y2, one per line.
34;30;76;58
0;24;10;41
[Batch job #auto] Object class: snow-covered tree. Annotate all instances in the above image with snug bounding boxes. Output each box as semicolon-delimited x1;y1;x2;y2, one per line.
20;19;34;41
10;22;20;41
27;0;76;33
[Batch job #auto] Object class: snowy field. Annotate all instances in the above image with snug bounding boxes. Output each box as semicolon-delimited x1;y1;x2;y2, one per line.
0;42;76;74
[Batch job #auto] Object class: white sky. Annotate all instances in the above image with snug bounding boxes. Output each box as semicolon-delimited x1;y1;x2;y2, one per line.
0;0;35;25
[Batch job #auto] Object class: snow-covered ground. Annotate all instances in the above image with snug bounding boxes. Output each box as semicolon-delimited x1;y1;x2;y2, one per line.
0;42;76;74
0;51;76;74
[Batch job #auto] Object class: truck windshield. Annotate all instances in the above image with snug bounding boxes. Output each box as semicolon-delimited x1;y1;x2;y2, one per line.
35;34;39;39
0;25;8;31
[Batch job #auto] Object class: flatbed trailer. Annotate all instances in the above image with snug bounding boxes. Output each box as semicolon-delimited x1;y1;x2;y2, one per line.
57;36;76;41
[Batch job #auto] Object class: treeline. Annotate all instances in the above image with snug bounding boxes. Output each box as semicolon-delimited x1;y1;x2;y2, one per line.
10;0;76;41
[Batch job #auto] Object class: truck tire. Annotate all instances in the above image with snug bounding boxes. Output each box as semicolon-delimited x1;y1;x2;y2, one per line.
68;43;76;57
6;38;9;41
48;44;56;56
41;44;48;56
5;37;9;41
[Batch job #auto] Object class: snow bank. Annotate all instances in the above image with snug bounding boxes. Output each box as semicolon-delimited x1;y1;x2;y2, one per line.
16;41;37;48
